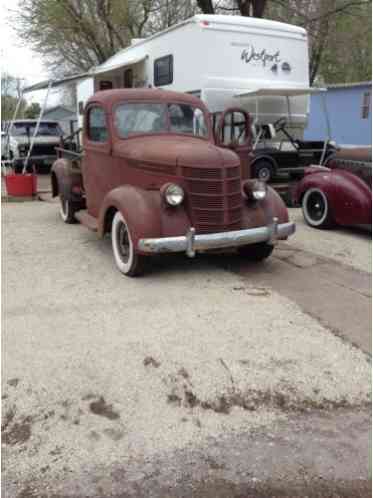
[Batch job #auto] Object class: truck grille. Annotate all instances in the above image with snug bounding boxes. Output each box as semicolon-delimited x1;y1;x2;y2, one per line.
182;165;242;234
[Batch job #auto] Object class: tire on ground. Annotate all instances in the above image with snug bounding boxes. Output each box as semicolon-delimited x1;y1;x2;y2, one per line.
59;195;78;224
111;211;145;277
238;242;274;261
302;188;335;229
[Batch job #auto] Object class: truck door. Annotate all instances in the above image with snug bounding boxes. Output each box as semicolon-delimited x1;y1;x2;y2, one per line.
82;104;115;217
215;108;252;180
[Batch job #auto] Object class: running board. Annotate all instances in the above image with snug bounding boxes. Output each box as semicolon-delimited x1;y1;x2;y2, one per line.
75;210;98;231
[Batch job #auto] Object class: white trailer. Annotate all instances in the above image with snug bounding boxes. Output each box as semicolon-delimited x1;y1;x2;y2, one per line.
74;15;310;127
25;15;312;134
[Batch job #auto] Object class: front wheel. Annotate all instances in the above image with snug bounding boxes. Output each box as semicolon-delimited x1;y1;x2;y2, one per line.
302;188;335;229
111;211;145;277
59;196;77;224
238;242;274;262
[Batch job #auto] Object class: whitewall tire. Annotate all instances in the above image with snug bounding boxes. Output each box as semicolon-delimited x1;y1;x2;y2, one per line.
111;211;145;277
302;188;334;228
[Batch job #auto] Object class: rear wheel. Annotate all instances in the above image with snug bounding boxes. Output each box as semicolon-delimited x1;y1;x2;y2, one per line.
111;211;145;277
302;188;335;228
59;196;77;224
238;242;274;261
252;160;275;182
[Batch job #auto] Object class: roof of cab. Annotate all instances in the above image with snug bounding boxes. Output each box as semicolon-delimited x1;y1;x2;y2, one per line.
87;88;207;109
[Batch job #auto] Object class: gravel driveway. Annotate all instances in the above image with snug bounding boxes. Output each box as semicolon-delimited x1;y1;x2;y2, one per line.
2;201;371;497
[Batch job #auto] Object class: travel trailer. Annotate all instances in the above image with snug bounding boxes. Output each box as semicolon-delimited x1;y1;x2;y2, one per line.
73;15;311;130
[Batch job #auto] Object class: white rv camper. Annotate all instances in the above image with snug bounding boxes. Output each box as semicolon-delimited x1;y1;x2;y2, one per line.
76;14;310;130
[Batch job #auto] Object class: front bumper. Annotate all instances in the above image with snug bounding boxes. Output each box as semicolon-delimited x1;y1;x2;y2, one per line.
138;217;296;257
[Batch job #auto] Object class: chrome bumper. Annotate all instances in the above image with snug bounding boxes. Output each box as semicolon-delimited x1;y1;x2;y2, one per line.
138;218;296;257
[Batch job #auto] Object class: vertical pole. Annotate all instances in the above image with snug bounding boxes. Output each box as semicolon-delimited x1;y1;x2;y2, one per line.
5;92;24;167
22;80;52;174
319;90;331;165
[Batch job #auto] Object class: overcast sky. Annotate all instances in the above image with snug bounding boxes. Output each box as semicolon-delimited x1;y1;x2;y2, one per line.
1;1;62;106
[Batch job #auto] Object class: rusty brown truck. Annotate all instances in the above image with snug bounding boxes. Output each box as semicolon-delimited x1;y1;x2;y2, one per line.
51;89;295;276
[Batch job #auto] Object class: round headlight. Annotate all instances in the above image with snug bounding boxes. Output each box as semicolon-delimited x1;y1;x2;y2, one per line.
243;180;267;201
164;183;184;206
252;180;267;200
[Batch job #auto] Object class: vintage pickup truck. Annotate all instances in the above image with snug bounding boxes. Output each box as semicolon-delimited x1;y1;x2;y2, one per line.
51;89;295;276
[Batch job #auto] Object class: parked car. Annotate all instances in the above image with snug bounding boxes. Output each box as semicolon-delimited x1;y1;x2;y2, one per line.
50;89;295;276
295;147;371;229
4;119;63;172
251;118;337;182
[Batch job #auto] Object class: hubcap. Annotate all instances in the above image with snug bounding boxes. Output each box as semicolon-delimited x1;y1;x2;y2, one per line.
117;222;130;263
307;192;325;221
258;167;270;181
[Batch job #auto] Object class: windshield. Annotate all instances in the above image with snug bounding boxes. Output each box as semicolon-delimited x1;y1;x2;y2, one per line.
114;102;209;139
11;122;63;137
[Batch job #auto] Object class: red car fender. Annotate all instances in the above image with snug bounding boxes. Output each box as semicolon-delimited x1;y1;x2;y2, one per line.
295;170;335;206
331;169;372;225
98;186;162;245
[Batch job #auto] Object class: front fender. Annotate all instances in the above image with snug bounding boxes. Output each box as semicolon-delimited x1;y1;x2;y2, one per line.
98;186;162;245
241;186;289;232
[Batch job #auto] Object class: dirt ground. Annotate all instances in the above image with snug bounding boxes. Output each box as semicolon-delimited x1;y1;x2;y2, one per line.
2;200;371;497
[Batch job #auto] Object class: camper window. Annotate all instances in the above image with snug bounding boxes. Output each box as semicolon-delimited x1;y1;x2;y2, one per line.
87;106;108;142
154;55;173;86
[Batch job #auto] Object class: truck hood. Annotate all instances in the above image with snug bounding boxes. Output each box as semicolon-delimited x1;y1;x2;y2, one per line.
113;135;239;169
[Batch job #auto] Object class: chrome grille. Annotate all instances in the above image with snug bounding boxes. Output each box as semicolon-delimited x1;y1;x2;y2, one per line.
183;165;242;234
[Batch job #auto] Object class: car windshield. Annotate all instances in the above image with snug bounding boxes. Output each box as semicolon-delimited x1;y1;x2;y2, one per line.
11;122;63;137
114;102;209;139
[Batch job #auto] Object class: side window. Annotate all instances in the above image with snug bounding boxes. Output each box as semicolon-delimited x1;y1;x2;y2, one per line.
87;106;108;142
361;91;371;119
154;55;173;86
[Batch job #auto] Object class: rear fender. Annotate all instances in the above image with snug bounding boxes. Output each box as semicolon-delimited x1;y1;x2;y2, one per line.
51;158;83;202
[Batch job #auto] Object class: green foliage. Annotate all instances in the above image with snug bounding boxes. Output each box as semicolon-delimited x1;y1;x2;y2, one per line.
24;102;42;119
1;95;27;122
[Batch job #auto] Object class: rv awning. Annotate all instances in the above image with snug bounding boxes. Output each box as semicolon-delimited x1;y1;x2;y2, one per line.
23;54;148;93
23;72;90;93
235;87;326;98
94;54;148;75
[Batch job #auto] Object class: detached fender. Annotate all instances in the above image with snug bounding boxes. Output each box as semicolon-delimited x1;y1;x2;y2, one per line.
98;186;162;247
51;158;83;202
294;169;335;206
330;170;372;225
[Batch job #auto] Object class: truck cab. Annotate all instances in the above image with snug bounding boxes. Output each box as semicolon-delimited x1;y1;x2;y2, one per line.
51;89;295;276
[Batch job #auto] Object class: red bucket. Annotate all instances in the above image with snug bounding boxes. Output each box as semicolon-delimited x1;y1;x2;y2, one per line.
5;174;37;197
